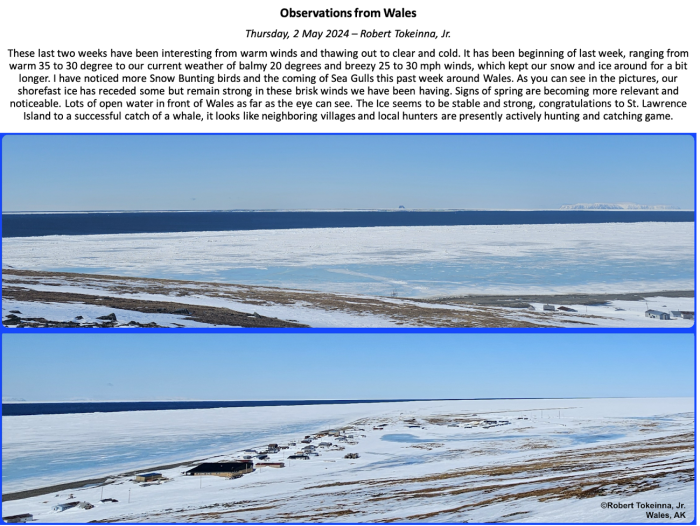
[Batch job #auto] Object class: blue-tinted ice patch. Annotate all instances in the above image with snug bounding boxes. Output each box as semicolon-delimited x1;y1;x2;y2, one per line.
567;433;626;445
55;257;693;298
381;433;435;443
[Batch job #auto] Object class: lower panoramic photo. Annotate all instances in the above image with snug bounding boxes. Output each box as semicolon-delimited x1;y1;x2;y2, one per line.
1;333;695;524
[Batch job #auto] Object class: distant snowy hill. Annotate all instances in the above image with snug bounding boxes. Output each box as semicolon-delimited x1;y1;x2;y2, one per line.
560;202;680;210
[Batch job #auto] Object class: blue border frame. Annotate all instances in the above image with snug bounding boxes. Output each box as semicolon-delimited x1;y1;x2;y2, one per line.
0;132;698;525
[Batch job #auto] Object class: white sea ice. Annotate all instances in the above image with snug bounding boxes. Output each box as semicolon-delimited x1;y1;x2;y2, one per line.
2;222;694;296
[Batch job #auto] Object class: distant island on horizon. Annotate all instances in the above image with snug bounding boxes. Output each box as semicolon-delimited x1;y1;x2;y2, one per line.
560;202;680;210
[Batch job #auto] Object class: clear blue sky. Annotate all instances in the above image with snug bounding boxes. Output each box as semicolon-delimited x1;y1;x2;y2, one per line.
2;333;693;401
2;134;694;211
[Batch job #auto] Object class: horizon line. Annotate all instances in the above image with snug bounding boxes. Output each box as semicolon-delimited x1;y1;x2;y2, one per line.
2;395;687;404
2;207;693;215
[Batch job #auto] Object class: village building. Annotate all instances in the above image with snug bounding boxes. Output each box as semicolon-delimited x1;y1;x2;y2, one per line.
671;310;695;320
256;462;285;468
184;461;254;478
645;309;670;320
134;472;162;483
53;502;80;512
2;514;33;523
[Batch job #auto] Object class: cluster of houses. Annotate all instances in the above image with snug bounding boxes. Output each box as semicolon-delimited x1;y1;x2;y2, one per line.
203;429;366;465
532;303;695;321
6;426;373;520
645;309;694;321
283;429;362;460
445;419;513;429
401;416;513;430
8;495;122;519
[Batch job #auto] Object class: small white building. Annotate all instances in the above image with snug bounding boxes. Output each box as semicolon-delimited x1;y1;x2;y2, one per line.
670;311;694;320
543;304;556;311
645;310;670;320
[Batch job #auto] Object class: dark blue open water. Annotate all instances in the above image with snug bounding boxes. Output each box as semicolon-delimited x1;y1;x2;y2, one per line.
2;399;423;417
2;210;693;237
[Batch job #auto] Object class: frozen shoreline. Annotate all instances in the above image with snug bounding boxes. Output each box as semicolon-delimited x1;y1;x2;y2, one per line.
3;269;695;328
2;398;694;523
2;222;694;298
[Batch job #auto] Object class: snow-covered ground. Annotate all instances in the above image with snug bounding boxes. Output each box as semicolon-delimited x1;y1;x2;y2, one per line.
2;398;694;523
2;272;694;328
1;300;218;328
2;222;694;298
3;273;695;328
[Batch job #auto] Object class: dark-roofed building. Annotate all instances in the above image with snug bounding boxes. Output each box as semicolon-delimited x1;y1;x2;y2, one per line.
184;461;254;478
3;514;33;523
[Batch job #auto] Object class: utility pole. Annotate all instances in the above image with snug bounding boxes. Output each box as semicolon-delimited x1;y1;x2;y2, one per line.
128;489;131;503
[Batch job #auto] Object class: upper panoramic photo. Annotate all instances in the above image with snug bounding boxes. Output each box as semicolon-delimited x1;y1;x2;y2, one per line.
1;134;695;328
